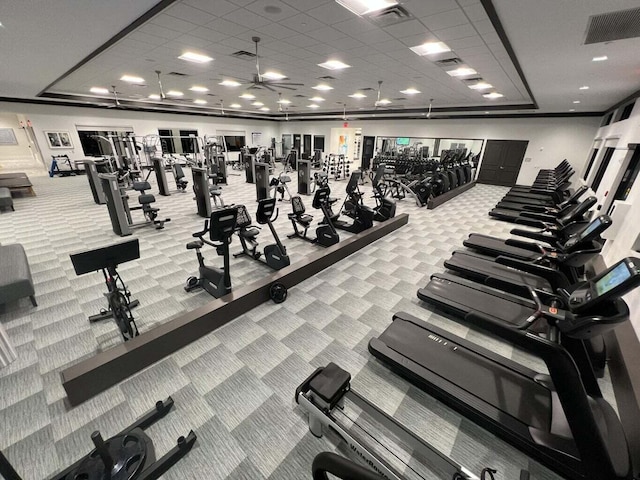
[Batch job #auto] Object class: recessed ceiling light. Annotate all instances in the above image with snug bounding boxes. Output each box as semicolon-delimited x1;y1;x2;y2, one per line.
569;109;576;112
318;59;351;70
277;98;292;104
336;0;398;16
410;41;451;56
483;92;504;99
148;94;161;100
468;81;493;90
90;87;109;94
573;100;581;104
484;111;490;114
167;90;184;97
219;79;241;87
400;88;421;95
189;86;209;92
579;85;589;90
230;103;241;108
260;107;270;111
592;55;608;62
252;101;264;106
262;71;286;80
447;67;477;77
309;96;325;102
178;51;213;63
194;99;207;105
377;99;391;105
120;75;144;83
308;104;320;108
312;84;334;91
240;93;256;99
349;92;367;98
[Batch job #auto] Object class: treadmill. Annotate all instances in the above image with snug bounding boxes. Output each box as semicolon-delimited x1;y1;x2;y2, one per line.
498;185;588;211
369;257;640;480
489;196;595;227
462;214;609;262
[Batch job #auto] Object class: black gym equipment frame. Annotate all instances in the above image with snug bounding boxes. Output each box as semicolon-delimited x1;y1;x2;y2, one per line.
60;213;409;406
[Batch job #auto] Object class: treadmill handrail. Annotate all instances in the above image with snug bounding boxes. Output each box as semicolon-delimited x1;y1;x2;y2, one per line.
312;452;381;480
504;238;549;254
464;311;626;479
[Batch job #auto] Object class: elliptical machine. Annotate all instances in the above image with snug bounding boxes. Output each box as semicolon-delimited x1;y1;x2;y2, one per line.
269;171;293;202
233;199;291;270
288;187;340;247
370;164;396;221
184;206;238;298
325;171;374;233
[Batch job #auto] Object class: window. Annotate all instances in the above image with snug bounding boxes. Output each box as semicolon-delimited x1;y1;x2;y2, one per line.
601;112;613;127
591;146;615;192
608;147;640;214
224;136;246;152
619;102;635;122
158;129;175;154
583;148;599;181
313;135;325;152
180;130;199;154
78;130;134;157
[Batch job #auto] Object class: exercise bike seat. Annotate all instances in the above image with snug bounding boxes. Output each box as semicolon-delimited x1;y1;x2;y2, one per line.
133;181;152;192
291;213;313;226
239;227;260;238
186;240;203;250
138;194;156;205
210;186;222;195
280;175;292;183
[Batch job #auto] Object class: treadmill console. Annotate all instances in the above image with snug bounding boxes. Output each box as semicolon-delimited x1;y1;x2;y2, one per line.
569;257;640;313
562;215;611;250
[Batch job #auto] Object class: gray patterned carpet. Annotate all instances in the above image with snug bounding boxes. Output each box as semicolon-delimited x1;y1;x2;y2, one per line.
0;165;611;479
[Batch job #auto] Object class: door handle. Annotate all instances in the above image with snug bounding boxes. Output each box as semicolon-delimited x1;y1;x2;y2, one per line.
500;166;504;169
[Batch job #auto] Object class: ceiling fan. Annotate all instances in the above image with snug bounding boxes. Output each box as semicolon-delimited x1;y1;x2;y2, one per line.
374;80;385;109
239;37;304;92
107;85;121;108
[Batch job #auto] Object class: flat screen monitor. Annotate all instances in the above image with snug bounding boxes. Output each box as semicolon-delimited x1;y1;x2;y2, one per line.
396;137;410;146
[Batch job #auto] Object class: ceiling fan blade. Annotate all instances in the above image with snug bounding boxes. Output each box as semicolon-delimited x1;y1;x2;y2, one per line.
272;82;304;86
264;84;277;92
273;85;296;90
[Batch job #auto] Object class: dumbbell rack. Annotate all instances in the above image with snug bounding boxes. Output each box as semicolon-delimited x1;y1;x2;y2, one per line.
322;154;351;181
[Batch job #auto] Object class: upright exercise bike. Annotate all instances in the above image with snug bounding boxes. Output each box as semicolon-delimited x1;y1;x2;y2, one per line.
233;199;291;270
370;164;396;221
288;187;340;247
185;206;238;298
326;171;374;233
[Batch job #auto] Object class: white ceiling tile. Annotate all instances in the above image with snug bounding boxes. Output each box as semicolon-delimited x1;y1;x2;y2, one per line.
384;20;430;39
205;18;249;36
189;26;230;43
228;0;255;5
254;22;299;40
480;31;501;45
399;32;440;48
422;9;469;31
305;43;340;55
182;0;239;16
223;8;272;29
472;19;495;35
402;0;459;18
280;13;326;33
462;3;488;22
306;27;347;43
352;29;395;45
306;3;354;24
447;35;484;49
325;36;364;50
126;31;167;46
150;14;198;33
434;23;477;41
245;0;299;21
332;17;377;35
139;24;183;40
373;40;409;54
284;34;318;48
173;34;212;49
165;3;216;25
455;45;491;58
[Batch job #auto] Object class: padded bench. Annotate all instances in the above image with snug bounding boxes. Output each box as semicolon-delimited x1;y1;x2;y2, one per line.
0;187;13;211
0;243;36;307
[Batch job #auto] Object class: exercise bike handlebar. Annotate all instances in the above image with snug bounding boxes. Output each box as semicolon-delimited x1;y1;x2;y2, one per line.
193;220;210;238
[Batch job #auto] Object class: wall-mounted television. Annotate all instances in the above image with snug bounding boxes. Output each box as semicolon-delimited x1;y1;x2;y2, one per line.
396;137;410;146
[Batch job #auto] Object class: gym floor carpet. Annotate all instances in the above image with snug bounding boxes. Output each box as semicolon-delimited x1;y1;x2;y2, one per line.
0;167;615;479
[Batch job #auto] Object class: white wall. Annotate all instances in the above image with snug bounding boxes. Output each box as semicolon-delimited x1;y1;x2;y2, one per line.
589;98;640;339
0;112;34;165
280;117;600;184
0;102;280;165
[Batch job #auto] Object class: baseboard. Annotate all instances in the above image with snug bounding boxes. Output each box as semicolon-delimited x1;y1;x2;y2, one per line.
427;181;476;209
61;213;410;406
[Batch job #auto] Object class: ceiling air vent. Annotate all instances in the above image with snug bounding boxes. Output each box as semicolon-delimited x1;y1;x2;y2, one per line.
366;5;414;27
167;72;189;77
318;75;337;80
231;50;257;59
435;58;463;67
294;94;306;97
585;7;640;44
359;87;376;91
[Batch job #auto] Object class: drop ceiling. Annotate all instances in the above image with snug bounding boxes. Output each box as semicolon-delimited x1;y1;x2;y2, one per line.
1;0;639;120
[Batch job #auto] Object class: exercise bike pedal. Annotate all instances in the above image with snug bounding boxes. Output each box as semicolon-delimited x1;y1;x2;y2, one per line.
184;276;200;292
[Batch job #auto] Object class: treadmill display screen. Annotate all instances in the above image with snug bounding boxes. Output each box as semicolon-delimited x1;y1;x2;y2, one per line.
578;217;602;240
595;262;631;296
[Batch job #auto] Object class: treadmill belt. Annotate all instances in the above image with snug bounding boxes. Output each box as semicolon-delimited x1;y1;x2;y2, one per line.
463;234;538;261
418;274;535;322
375;313;551;430
444;252;549;291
